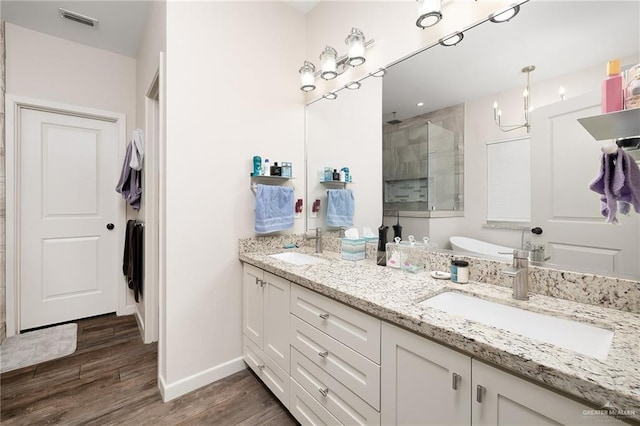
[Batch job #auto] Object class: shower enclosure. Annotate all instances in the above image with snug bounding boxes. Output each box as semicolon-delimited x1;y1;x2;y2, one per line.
383;121;463;217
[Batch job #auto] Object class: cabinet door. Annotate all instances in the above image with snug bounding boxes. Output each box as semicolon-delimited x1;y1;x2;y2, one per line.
471;360;595;426
243;336;289;409
381;322;471;426
264;271;291;373
243;264;264;347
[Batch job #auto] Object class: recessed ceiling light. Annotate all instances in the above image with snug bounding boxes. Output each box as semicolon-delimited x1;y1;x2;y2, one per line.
439;32;464;47
323;92;338;100
489;4;520;23
345;81;361;90
369;68;386;78
417;102;424;107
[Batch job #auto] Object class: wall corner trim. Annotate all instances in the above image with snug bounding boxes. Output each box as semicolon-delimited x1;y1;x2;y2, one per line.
158;356;246;402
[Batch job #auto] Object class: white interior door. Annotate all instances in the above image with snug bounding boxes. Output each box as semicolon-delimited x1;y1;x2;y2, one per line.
530;91;639;277
20;108;121;330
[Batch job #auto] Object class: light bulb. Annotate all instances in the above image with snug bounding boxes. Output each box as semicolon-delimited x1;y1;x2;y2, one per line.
320;46;337;80
345;28;366;66
299;61;316;92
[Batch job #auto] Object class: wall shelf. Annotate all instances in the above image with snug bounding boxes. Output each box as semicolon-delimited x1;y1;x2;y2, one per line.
250;175;293;192
577;108;640;141
320;180;350;187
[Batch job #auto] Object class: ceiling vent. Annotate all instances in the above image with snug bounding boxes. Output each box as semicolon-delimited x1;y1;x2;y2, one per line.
58;8;99;27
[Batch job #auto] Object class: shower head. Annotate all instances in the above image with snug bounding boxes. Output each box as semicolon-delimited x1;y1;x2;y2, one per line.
387;112;402;125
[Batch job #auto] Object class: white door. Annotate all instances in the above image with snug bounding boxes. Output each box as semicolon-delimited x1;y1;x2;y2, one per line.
20;108;120;330
530;91;639;277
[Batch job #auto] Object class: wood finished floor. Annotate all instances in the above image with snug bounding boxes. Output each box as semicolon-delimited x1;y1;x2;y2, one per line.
0;314;298;425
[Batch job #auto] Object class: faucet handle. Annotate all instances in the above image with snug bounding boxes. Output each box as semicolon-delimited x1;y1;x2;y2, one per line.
512;249;529;259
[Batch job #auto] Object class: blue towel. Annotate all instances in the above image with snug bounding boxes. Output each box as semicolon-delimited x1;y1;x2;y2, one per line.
326;189;355;228
255;184;294;234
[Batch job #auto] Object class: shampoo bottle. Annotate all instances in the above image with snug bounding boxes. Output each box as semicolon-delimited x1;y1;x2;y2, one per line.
602;60;623;113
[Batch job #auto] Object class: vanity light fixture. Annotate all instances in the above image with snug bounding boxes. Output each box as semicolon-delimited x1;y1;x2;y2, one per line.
439;31;464;47
298;28;374;92
488;3;521;23
299;61;316;92
346;28;367;66
323;92;338;100
345;81;362;90
493;65;535;133
416;0;442;29
320;46;338;80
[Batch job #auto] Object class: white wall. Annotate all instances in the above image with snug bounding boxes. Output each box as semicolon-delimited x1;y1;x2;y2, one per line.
5;23;136;136
162;1;305;398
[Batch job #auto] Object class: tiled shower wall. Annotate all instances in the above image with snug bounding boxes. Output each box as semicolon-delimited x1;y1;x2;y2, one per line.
1;20;6;343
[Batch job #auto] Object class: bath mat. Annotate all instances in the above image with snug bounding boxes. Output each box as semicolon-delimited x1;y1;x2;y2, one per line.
0;323;77;373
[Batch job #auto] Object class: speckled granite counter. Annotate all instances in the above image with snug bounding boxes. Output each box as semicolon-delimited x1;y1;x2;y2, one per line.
239;243;640;421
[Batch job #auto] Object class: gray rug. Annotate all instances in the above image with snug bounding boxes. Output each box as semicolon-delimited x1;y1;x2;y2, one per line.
0;323;78;373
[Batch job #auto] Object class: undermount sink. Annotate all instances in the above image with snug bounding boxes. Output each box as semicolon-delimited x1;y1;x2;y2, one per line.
419;291;613;360
269;252;327;266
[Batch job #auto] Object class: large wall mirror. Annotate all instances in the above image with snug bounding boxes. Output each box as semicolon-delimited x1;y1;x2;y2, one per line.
306;0;640;280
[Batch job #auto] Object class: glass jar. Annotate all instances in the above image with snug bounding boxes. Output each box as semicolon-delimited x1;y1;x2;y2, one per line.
624;65;640;109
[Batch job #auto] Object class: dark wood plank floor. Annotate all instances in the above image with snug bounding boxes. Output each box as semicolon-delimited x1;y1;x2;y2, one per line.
1;314;298;425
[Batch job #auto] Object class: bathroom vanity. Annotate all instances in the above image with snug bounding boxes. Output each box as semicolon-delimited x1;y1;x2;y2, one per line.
239;242;639;425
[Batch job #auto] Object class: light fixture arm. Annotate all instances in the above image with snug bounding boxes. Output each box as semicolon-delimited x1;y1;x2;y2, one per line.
493;65;534;133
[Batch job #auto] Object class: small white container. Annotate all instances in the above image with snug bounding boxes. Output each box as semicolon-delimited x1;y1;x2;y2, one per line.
450;260;469;284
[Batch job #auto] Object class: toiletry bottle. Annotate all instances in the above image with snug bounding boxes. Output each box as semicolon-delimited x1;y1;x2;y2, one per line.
341;167;350;182
263;158;270;176
333;169;340;181
450;260;469;284
602;59;623;113
339;169;346;182
253;156;262;176
270;162;282;176
393;212;402;241
377;225;389;266
324;167;332;182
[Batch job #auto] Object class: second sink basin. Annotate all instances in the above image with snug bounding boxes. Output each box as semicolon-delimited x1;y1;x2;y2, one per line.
269;252;327;266
419;291;613;360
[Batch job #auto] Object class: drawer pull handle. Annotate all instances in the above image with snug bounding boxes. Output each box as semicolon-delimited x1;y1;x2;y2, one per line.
318;350;329;358
318;387;329;397
259;279;266;288
319;313;330;320
257;364;265;371
476;385;486;403
452;373;461;390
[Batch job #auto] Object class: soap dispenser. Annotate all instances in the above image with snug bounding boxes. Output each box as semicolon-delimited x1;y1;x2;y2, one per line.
602;59;623;113
377;224;389;266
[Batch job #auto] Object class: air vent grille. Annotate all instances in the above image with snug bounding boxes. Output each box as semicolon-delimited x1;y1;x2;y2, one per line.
58;8;98;27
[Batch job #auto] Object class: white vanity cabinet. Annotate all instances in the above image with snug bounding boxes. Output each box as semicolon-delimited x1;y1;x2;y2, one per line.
289;285;382;425
242;264;291;407
472;360;598;426
381;322;472;426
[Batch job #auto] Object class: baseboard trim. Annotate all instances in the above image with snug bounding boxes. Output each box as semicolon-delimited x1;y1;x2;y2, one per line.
158;356;246;402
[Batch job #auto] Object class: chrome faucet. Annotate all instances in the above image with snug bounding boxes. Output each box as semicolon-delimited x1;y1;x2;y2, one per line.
306;228;323;253
501;249;529;300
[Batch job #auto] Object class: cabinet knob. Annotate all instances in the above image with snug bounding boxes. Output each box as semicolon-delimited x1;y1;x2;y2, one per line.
452;373;461;390
318;350;329;358
318;387;329;397
257;364;265;371
476;385;486;403
319;312;330;320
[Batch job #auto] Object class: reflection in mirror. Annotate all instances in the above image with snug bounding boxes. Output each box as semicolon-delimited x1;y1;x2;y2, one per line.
382;0;640;278
305;77;383;233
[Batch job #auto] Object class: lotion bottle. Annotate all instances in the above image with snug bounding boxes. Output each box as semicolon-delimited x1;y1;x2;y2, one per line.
602;60;623;113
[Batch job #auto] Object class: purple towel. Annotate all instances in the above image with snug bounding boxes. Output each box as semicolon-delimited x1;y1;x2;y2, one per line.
589;148;640;223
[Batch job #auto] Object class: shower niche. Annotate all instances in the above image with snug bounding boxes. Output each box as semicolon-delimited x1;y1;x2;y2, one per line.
383;104;464;217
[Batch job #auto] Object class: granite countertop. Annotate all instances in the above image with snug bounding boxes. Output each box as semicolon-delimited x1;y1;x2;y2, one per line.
239;247;640;421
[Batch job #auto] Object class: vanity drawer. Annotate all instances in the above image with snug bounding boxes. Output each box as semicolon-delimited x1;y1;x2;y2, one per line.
291;285;381;363
291;347;380;425
243;336;289;409
290;315;381;410
290;377;341;426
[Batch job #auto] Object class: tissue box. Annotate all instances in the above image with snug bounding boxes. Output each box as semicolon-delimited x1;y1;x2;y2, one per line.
341;238;366;261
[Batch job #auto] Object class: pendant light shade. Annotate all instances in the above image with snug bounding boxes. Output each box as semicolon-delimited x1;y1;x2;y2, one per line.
320;46;338;80
345;28;366;67
299;61;316;92
416;0;442;29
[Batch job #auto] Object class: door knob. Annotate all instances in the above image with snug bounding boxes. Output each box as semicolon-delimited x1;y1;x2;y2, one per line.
106;223;115;230
531;227;543;235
